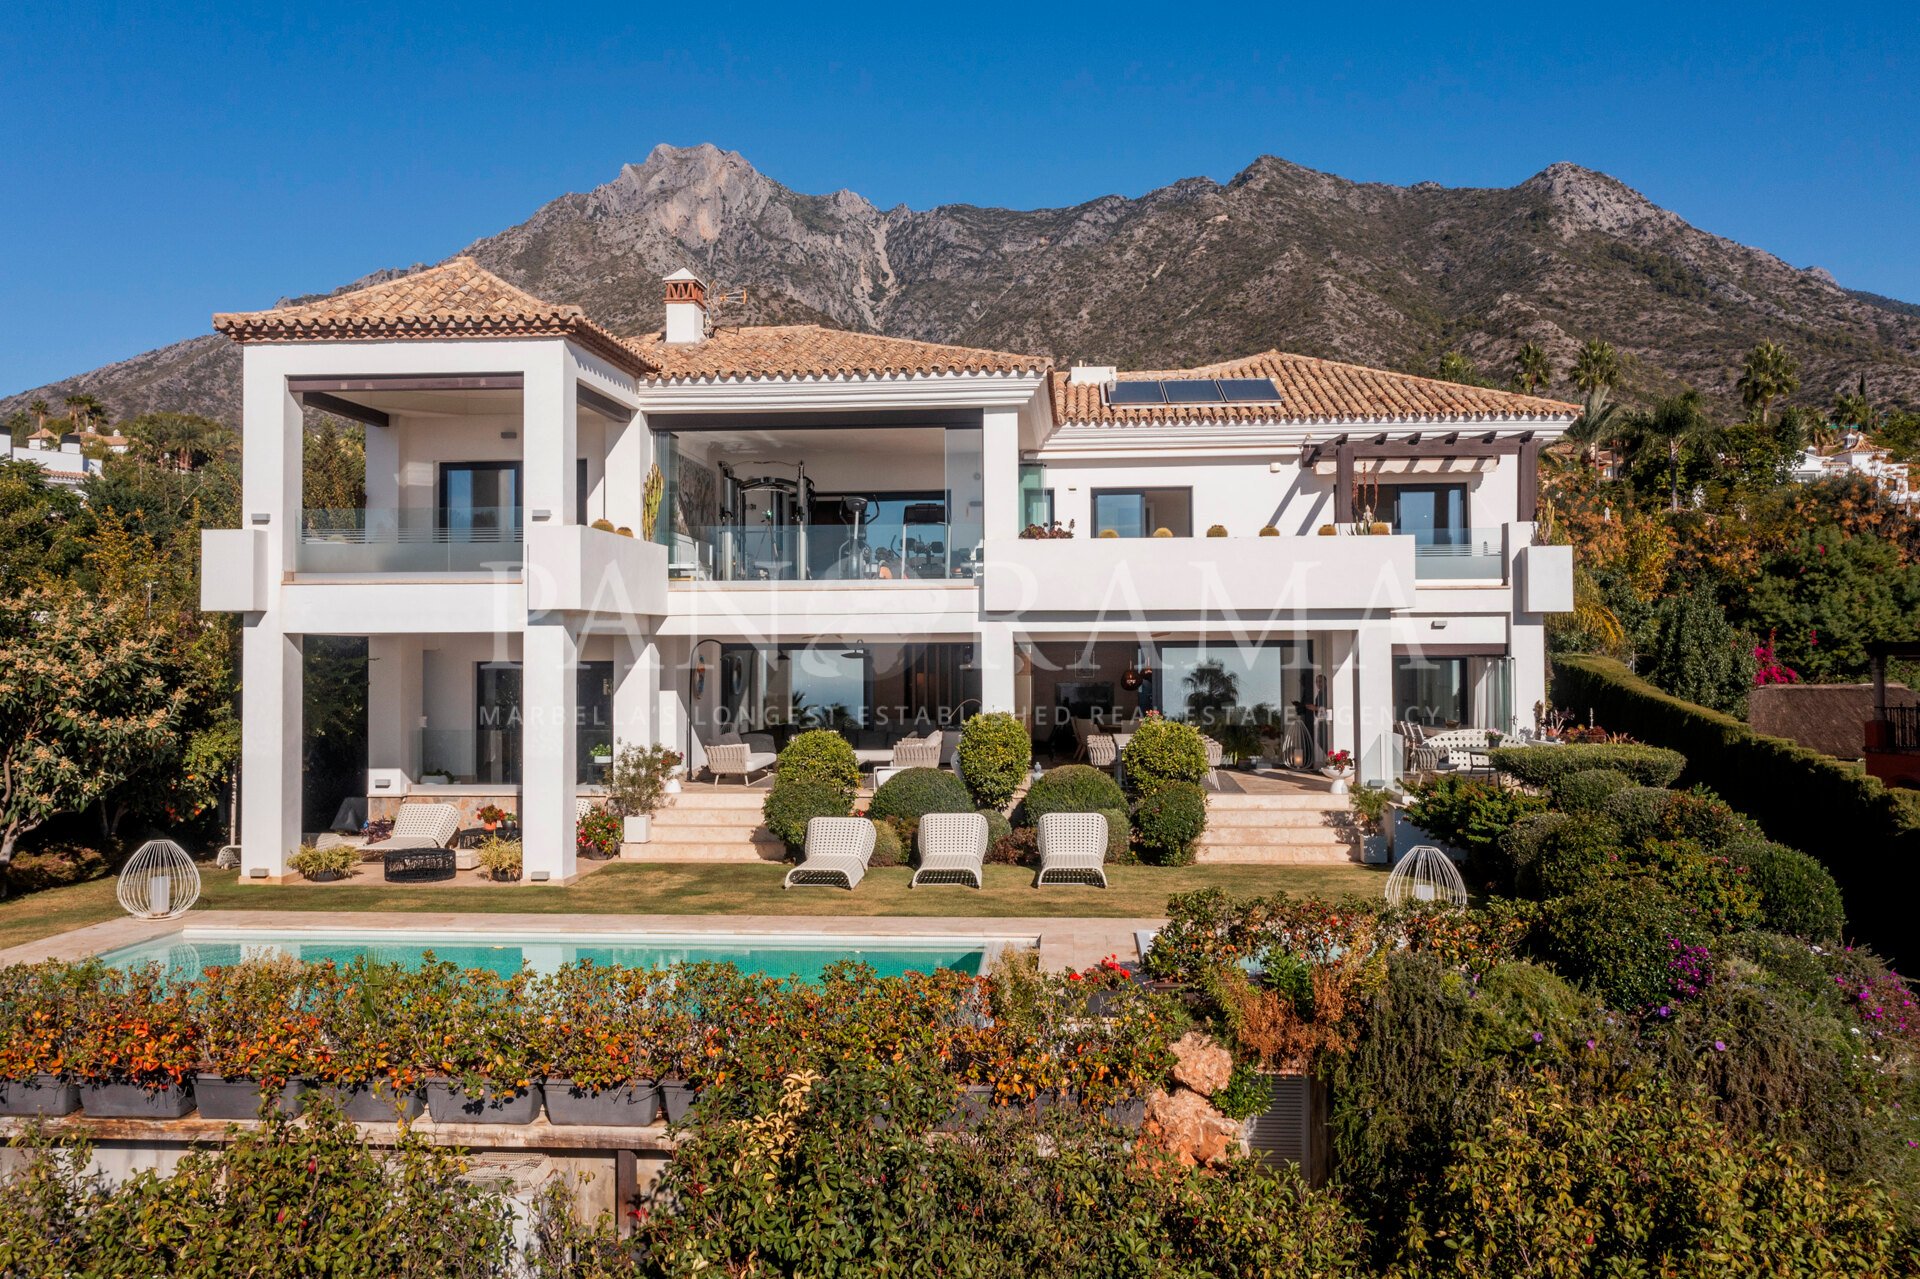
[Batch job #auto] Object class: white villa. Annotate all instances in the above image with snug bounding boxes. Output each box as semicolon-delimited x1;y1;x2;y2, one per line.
200;259;1576;883
0;427;126;488
1791;430;1918;506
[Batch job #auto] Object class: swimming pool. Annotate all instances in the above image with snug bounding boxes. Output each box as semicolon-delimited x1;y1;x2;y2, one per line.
98;927;1015;984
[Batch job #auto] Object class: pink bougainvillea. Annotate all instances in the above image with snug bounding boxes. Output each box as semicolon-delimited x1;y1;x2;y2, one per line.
1753;632;1800;687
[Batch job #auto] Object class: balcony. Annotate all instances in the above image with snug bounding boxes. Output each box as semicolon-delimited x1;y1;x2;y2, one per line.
1412;528;1507;581
668;523;980;584
298;507;522;575
980;534;1416;615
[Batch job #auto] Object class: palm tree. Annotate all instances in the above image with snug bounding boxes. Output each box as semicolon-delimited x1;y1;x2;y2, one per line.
1570;339;1621;398
1512;341;1551;394
1832;373;1873;437
1562;385;1625;470
61;393;106;434
1736;341;1799;425
25;400;47;431
1637;389;1722;510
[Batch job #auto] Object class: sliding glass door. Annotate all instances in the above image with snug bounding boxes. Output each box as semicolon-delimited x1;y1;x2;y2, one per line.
440;462;521;541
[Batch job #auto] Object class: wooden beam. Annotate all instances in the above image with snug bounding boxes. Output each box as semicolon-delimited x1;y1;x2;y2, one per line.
1305;438;1534;465
1517;439;1541;522
1334;443;1355;523
286;374;524;393
298;391;388;429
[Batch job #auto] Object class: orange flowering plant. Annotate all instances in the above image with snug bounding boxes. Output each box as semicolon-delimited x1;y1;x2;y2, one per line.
311;956;439;1088
533;961;663;1091
65;966;198;1087
0;960;101;1079
422;960;547;1095
191;959;327;1088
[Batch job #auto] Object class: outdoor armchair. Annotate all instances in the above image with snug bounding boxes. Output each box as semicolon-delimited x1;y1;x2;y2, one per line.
1035;812;1109;888
911;812;988;889
703;731;777;785
783;817;879;890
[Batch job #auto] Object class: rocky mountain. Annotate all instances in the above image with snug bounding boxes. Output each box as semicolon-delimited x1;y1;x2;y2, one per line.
10;143;1919;424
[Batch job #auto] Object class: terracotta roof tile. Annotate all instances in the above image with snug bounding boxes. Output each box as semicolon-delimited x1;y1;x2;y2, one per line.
626;325;1050;381
213;258;654;375
1053;350;1581;427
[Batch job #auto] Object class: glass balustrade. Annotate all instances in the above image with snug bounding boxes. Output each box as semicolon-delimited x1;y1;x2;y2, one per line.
1411;527;1506;580
297;507;524;574
670;522;980;583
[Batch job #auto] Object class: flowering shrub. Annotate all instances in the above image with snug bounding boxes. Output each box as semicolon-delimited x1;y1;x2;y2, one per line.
192;959;326;1086
575;809;621;858
475;804;509;826
65;966;197;1087
1666;938;1714;1000
534;962;663;1090
0;961;97;1079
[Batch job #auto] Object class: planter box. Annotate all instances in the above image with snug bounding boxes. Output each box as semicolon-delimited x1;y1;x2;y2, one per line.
426;1080;545;1125
302;870;346;883
195;1075;310;1120
657;1079;700;1124
80;1079;194;1119
317;1079;425;1123
0;1074;79;1117
1031;1087;1080;1116
544;1079;660;1127
622;815;652;844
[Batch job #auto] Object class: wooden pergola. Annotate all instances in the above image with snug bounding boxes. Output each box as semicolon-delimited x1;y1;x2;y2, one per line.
1300;430;1541;524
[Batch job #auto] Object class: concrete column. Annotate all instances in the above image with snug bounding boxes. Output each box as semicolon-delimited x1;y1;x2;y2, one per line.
1328;631;1357;760
1508;522;1545;737
981;408;1021;542
240;623;302;880
366;636;409;774
977;623;1016;714
521;617;580;883
1354;622;1395;785
523;348;579;529
240;349;303;573
361;417;399;510
613;630;660;750
602;409;648;533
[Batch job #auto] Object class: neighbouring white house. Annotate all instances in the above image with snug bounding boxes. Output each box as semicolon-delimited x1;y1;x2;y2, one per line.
0;427;126;487
200;259;1577;883
1792;430;1918;505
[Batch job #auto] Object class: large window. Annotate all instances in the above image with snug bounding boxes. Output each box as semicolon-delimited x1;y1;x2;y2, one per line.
1394;655;1469;727
807;491;949;579
1019;464;1054;529
474;662;522;785
1381;483;1467;544
1092;488;1193;538
1155;641;1314;729
439;462;521;540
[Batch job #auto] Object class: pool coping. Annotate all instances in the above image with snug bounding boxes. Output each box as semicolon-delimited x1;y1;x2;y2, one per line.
0;911;1164;973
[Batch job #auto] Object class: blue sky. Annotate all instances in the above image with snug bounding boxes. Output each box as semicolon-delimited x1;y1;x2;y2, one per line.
2;1;1914;396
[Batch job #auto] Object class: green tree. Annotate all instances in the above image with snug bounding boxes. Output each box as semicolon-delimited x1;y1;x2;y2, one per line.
304;418;368;512
1641;591;1755;715
25;400;48;430
1181;659;1240;725
122;411;236;473
1832;373;1873;432
1736;340;1799;425
60;393;107;433
0;585;194;877
1435;351;1478;385
1511;341;1550;394
1742;524;1920;681
1570;338;1620;397
1629;389;1723;511
0;460;84;587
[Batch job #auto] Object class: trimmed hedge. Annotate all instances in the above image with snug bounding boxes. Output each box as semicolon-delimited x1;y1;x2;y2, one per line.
1535;877;1702;1009
978;808;1014;850
869;819;906;868
1488;742;1687;788
762;781;855;848
955;712;1030;809
1022;765;1126;823
1549;768;1634;814
1731;840;1846;944
776;730;861;797
1131;781;1208;866
1554;654;1920;964
867;768;973;837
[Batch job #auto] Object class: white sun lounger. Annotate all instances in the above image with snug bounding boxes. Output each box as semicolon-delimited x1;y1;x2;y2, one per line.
911;812;989;889
783;817;878;890
1036;811;1109;888
363;801;461;852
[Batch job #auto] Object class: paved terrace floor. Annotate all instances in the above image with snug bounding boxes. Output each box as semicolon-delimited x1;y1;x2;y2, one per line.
0;861;1386;969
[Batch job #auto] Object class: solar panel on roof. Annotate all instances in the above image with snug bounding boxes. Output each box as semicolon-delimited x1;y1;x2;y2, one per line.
1105;382;1166;405
1217;378;1283;403
1161;379;1225;403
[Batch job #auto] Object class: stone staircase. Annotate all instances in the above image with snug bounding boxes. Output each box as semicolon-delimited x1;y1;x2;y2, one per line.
1193;790;1361;864
626;787;785;862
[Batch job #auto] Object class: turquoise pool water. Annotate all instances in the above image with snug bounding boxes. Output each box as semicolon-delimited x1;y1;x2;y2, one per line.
99;930;991;984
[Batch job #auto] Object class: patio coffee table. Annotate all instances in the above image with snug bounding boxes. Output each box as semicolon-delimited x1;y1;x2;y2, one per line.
382;847;456;883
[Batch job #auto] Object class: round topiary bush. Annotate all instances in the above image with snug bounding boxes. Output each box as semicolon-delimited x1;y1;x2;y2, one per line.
868;819;906;868
1603;786;1678;844
1132;780;1208;866
1516;816;1623;900
1732;840;1845;943
762;780;855;848
1535;877;1699;1009
1492;811;1572;895
955;712;1030;809
1021;765;1126;823
867;768;973;832
977;808;1013;850
1120;718;1209;796
1096;807;1135;864
775;729;860;797
1549;768;1634;814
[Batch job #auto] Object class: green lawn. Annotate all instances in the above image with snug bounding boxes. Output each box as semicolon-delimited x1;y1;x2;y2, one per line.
0;861;1386;953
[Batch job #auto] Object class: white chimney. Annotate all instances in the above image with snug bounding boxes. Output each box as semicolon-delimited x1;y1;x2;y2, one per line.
663;268;709;344
1068;363;1117;386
